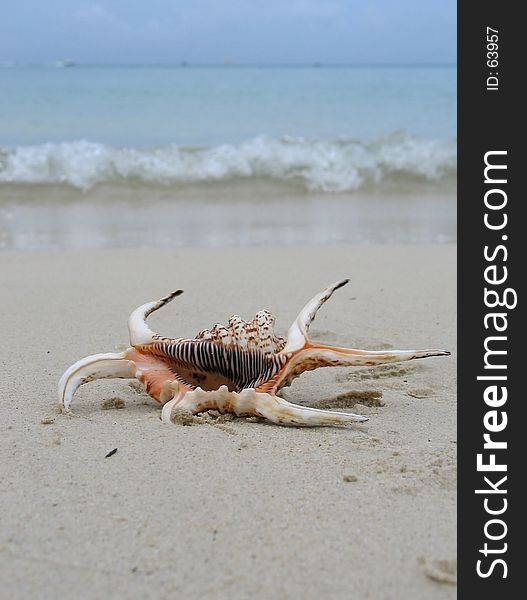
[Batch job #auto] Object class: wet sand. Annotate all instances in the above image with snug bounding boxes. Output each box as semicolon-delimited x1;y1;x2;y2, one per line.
0;183;455;250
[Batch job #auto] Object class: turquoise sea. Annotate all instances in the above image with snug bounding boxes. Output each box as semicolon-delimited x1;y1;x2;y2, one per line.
0;64;455;190
0;64;456;248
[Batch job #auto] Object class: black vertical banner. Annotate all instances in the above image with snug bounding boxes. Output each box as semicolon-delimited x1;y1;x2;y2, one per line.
458;1;523;597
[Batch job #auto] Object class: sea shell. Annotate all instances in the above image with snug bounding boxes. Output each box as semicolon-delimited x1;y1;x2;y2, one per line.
58;280;449;426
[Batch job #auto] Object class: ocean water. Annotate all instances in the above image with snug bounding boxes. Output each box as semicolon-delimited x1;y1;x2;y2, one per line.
0;64;455;192
0;64;456;248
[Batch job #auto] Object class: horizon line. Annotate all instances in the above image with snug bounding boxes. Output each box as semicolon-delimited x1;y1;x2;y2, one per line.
2;60;457;68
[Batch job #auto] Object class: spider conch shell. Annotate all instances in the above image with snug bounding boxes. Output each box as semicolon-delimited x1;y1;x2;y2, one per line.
58;280;449;427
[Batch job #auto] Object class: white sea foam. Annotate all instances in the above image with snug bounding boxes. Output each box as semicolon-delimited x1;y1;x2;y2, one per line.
0;134;456;192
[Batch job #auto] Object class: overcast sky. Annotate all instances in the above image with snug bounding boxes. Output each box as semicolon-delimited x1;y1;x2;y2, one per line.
1;0;456;64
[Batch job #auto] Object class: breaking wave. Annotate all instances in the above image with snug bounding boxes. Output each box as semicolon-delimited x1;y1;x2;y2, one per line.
0;133;456;192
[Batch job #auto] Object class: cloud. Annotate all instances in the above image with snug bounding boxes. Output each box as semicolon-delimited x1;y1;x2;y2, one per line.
1;0;456;64
72;3;115;23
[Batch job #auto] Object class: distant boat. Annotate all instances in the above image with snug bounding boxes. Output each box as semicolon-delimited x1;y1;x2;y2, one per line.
56;59;76;68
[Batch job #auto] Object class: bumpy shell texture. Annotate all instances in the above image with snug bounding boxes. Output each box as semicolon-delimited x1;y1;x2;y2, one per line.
195;310;287;354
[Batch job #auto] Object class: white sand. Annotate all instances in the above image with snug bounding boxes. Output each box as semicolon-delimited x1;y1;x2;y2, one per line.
0;244;456;599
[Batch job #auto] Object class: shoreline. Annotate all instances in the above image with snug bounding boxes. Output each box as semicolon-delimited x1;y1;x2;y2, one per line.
1;243;456;599
0;184;456;250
